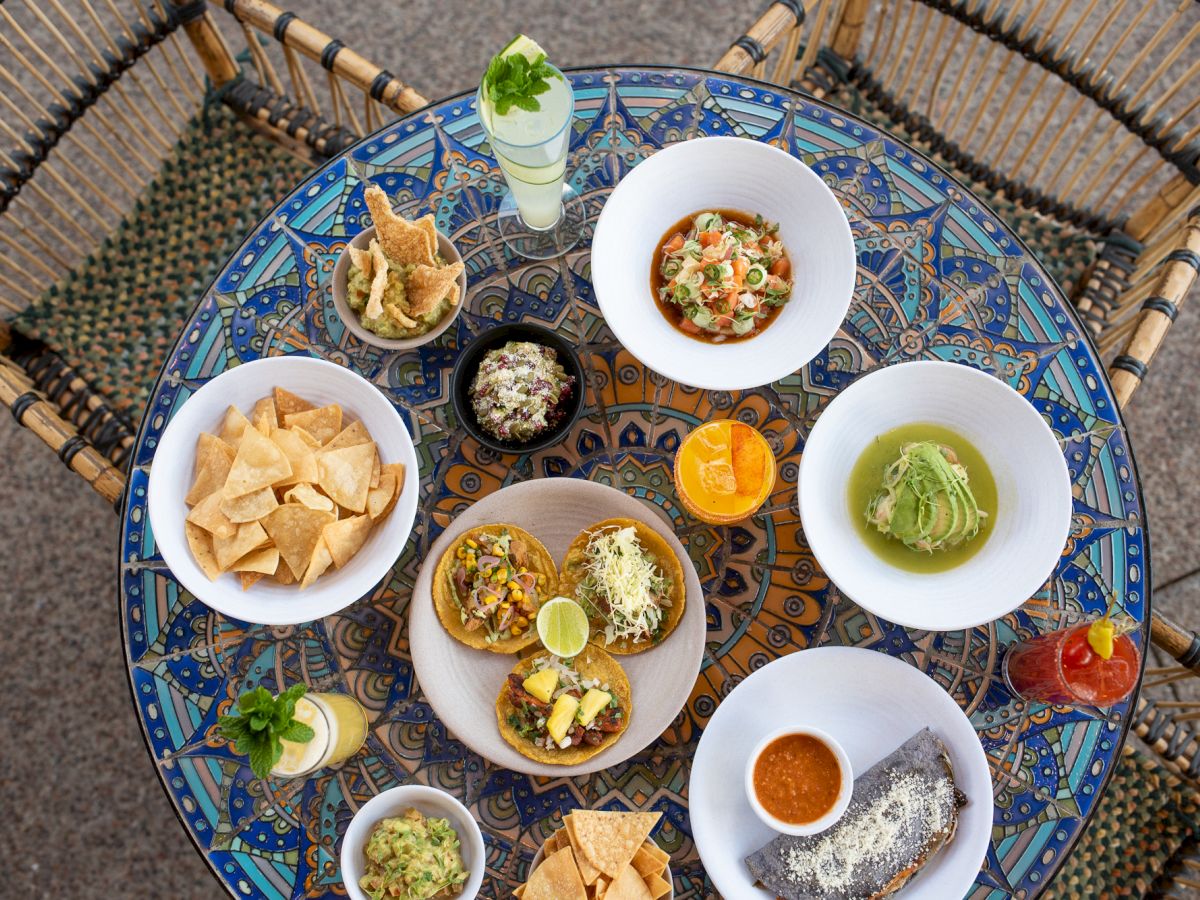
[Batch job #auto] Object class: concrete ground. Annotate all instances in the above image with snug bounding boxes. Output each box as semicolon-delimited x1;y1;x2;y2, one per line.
0;2;1197;898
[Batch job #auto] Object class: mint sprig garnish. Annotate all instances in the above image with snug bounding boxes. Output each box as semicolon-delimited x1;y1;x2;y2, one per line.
483;50;560;116
218;683;315;779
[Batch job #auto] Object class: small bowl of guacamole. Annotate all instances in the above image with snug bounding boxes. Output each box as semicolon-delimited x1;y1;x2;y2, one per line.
341;785;484;900
331;186;468;351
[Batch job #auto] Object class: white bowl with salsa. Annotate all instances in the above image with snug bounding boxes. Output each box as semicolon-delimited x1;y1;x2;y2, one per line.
744;725;853;836
591;136;855;391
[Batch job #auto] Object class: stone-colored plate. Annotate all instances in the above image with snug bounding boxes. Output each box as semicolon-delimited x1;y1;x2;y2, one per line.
410;478;706;777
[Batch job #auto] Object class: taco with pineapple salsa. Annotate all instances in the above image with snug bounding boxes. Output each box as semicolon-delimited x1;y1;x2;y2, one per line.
433;523;557;653
496;647;632;765
558;517;686;654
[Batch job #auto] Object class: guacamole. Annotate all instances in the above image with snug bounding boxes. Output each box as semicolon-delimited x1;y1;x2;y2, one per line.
359;807;468;900
347;259;454;340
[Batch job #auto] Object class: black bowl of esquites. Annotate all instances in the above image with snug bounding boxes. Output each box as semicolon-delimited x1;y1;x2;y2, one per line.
450;322;584;454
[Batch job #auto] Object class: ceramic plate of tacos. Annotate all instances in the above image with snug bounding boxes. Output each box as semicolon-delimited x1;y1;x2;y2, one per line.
410;477;705;776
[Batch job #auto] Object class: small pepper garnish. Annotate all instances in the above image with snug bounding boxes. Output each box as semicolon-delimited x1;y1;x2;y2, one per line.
1087;618;1115;660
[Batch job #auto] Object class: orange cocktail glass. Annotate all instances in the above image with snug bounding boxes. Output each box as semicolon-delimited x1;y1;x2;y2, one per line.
674;420;776;525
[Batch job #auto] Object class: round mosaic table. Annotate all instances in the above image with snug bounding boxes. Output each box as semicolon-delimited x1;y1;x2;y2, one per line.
120;67;1149;899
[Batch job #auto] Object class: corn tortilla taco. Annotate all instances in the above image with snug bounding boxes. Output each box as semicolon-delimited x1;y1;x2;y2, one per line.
559;517;686;654
496;647;632;765
433;523;557;653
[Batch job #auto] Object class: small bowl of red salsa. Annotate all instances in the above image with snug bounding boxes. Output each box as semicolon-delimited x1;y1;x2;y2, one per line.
744;726;853;836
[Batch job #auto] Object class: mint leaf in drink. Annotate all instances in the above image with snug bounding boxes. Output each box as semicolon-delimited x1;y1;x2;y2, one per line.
217;683;314;780
482;37;562;117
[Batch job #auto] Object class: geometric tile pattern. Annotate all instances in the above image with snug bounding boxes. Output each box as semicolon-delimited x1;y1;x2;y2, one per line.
120;68;1148;899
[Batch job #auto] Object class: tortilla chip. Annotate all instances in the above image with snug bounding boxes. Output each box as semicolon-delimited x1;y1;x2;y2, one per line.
300;535;334;588
406;261;464;316
219;485;279;523
414;213;438;258
380;462;406;518
367;238;388;320
273;387;315;419
261;504;336;577
284;483;335;512
347;243;373;278
251;397;277;433
291;425;321;449
270;428;319;486
284;405;342;445
369;450;381;488
231;545;279;575
366;473;397;521
317;442;375;512
524;846;586;900
323;515;372;568
639;842;669;867
186;491;237;540
641;871;670;900
324;420;371;451
564;816;604;885
730;422;768;497
213;521;268;571
364;184;436;266
446;282;460;307
273;557;297;586
219;405;252;449
186;433;236;507
604;865;652;900
239;571;264;591
631;846;666;879
184;521;222;580
384;300;418;328
569;811;660;879
593;876;609;899
224;426;293;498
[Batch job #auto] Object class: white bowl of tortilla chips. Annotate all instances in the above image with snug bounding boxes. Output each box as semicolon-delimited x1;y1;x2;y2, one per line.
331;185;467;350
147;355;419;625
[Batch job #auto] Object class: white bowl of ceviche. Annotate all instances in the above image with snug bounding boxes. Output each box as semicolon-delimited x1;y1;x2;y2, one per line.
591;136;856;391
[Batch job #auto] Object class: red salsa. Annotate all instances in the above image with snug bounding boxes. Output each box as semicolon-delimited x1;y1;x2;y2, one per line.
752;733;842;824
651;209;793;344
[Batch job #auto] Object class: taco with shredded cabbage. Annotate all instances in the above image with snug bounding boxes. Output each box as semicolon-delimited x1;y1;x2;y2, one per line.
496;647;631;765
559;517;686;654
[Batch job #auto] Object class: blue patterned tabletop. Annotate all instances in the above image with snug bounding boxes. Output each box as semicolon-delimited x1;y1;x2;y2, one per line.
120;67;1148;898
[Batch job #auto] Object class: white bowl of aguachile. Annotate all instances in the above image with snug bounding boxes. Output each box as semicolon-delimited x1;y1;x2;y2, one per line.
798;360;1072;631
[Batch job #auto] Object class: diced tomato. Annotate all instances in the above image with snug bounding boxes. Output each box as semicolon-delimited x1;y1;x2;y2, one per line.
698;231;722;247
663;233;685;254
680;317;702;334
769;257;791;279
730;258;749;285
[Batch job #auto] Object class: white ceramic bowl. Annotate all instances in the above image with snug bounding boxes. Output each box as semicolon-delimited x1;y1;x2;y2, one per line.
798;360;1072;631
331;224;467;350
591;136;855;391
744;725;853;836
340;784;485;900
147;356;419;625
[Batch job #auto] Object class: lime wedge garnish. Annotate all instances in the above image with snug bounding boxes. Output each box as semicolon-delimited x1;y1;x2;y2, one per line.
536;596;590;658
500;34;547;64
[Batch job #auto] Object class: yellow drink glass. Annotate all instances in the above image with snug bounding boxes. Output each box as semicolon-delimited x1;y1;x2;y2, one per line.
674;420;776;525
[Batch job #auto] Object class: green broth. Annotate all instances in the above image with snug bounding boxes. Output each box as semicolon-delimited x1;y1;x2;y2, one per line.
847;423;997;573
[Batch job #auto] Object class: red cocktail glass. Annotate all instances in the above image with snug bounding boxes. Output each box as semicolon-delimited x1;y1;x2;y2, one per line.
1002;620;1141;706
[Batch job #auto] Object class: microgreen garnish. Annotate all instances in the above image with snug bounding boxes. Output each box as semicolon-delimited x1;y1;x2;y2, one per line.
483;46;561;116
217;684;315;779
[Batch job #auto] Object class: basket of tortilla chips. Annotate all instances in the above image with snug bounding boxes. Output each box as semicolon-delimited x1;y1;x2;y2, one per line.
332;184;467;349
518;810;672;900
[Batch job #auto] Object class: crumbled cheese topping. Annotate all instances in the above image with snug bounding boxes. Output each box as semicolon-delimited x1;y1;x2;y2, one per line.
782;771;954;893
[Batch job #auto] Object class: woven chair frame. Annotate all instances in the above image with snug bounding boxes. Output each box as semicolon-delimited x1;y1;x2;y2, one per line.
0;0;430;504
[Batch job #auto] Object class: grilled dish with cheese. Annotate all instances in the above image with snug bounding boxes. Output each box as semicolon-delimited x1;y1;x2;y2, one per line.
745;728;966;899
558;517;686;654
496;648;632;765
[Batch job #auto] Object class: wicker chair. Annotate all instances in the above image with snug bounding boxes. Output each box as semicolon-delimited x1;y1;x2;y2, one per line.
718;2;1200;894
0;0;427;506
